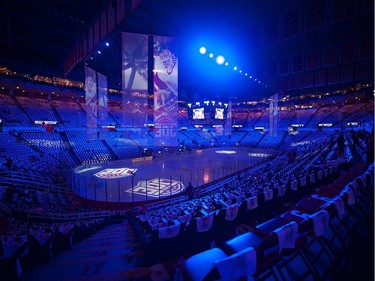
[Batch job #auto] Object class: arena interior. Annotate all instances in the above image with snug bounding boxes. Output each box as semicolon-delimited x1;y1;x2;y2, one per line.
0;1;374;281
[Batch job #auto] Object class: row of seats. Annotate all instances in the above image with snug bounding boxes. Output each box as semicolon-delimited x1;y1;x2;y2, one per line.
136;138;331;233
0;217;110;281
136;135;345;265
181;162;373;280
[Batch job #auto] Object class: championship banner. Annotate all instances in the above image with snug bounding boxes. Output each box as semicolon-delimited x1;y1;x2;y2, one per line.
356;62;370;81
340;65;354;83
292;54;303;73
153;35;178;147
284;8;299;38
305;0;326;32
294;75;303;89
305;50;320;71
340;41;355;64
327;68;339;85
315;70;326;86
323;46;337;67
85;66;98;140
121;32;149;132
280;58;289;75
97;72;108;139
303;73;314;88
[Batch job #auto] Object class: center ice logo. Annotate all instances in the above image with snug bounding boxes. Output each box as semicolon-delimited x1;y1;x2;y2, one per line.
94;168;137;179
127;178;184;198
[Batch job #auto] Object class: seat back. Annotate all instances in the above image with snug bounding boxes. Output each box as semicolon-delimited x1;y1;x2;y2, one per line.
271;221;298;253
181;247;227;281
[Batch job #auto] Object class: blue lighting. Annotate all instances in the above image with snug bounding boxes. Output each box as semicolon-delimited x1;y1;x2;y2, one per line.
188;37;268;88
199;46;207;55
215;55;225;65
105;42;109;47
97;50;101;54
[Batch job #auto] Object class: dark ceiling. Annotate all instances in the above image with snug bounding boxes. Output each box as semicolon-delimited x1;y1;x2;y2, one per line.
0;0;280;100
0;0;110;75
0;0;373;101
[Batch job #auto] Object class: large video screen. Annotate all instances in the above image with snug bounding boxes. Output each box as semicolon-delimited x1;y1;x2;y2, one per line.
193;108;205;120
214;108;224;120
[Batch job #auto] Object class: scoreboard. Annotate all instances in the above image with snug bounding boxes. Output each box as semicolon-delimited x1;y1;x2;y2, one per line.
187;100;228;125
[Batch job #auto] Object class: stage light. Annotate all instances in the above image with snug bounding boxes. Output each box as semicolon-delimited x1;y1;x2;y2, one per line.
209;53;214;58
215;55;225;65
233;66;237;70
225;62;229;66
97;50;101;54
105;42;109;47
199;46;207;55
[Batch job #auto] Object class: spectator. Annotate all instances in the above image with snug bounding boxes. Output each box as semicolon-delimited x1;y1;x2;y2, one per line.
52;227;65;256
5;156;12;170
366;128;374;165
186;182;194;200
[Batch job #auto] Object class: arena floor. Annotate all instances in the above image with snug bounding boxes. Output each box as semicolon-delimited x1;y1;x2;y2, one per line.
71;147;274;204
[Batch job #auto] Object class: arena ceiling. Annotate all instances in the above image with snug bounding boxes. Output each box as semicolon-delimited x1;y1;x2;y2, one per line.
0;0;281;99
0;0;372;101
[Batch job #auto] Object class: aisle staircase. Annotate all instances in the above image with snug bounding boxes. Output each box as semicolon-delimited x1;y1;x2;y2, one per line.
19;220;170;281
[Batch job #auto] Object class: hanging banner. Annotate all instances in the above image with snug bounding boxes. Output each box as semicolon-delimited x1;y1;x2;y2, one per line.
98;72;108;139
122;32;149;130
121;32;149;146
153;35;178;147
284;8;300;38
85;66;98;140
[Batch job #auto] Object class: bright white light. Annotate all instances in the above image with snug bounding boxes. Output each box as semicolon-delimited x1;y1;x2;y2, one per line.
233;66;237;70
97;50;101;54
216;150;236;154
225;62;229;66
105;42;109;47
199;46;207;55
209;53;214;58
215;55;225;65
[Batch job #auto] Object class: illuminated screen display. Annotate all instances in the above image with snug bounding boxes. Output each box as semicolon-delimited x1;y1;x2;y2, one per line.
193;108;205;120
215;108;224;119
